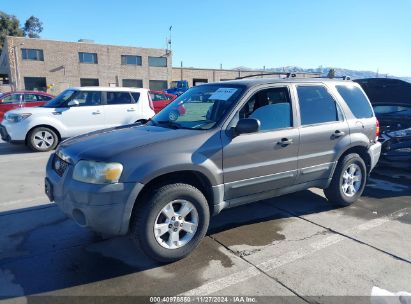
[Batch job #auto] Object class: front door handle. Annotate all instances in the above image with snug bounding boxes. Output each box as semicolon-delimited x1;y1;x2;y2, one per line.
92;110;101;115
127;108;136;112
277;138;293;147
332;130;345;138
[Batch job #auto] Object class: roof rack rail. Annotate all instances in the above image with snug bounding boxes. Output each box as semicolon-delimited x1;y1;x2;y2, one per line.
313;75;352;80
235;72;320;80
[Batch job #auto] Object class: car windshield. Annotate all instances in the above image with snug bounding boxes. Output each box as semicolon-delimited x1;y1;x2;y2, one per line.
373;105;411;115
150;84;245;130
41;90;76;108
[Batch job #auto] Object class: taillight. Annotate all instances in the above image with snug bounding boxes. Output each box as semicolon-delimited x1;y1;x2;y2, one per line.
375;119;380;140
147;93;154;111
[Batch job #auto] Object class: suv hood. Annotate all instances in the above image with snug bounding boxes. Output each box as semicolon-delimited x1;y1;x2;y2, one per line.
58;125;198;163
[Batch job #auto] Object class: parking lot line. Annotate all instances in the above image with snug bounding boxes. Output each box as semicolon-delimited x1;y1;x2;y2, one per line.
179;208;409;296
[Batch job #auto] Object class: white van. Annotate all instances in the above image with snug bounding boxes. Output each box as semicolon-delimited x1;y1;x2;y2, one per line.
0;87;155;152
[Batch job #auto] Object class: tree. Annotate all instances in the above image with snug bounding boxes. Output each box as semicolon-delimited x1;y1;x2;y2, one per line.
23;16;43;38
327;68;336;79
0;11;24;52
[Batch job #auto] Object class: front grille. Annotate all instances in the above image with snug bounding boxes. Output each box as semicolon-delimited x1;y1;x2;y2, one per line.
53;154;69;177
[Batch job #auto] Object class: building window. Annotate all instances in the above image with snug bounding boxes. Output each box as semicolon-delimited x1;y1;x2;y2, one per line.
24;77;47;91
79;52;98;64
80;78;99;86
121;55;142;65
193;79;208;86
148;56;167;67
149;80;168;91
122;79;143;88
21;49;44;61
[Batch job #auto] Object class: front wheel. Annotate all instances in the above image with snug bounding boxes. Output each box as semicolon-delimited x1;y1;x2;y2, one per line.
324;153;367;206
130;183;210;262
27;127;59;152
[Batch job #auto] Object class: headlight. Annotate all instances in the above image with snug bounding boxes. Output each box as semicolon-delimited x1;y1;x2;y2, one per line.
387;128;411;138
5;113;32;123
73;160;123;184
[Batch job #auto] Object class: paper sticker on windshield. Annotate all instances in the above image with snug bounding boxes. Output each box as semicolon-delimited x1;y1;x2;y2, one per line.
209;88;238;101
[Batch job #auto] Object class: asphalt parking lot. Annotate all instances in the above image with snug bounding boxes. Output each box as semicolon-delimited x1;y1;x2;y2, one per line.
0;139;410;303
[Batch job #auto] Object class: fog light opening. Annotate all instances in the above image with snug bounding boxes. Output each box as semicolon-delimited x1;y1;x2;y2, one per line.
72;209;87;227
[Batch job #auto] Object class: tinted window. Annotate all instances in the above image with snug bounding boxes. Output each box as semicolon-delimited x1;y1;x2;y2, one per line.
122;79;143;88
148;56;167;67
37;95;52;101
2;94;21;103
121;55;142;65
373;105;411;115
131;92;141;103
297;86;339;125
336;85;373;118
107;92;134;105
24;94;39;102
79;52;98;64
151;93;167;101
240;87;292;131
71;91;101;106
21;49;44;61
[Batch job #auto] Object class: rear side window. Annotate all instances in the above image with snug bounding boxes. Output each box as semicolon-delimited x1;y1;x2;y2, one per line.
107;92;134;105
297;86;340;125
336;85;373;118
131;92;140;103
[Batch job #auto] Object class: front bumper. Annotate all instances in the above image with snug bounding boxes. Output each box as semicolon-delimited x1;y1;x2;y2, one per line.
46;154;144;235
0;124;11;142
0;121;28;143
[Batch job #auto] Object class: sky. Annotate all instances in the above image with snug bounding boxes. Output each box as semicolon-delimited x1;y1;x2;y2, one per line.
2;0;411;76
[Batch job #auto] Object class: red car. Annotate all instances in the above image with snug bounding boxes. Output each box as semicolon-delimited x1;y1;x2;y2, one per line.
0;91;54;121
149;90;177;113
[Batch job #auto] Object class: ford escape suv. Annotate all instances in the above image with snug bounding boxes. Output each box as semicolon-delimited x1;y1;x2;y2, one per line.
45;78;381;262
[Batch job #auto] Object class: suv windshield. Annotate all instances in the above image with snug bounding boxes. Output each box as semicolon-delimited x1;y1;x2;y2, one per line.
42;90;76;108
151;84;245;130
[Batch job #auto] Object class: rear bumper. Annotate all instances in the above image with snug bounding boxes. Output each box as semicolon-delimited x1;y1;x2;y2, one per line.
368;141;382;172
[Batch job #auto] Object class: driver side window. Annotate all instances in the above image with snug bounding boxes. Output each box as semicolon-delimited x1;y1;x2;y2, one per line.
239;87;293;131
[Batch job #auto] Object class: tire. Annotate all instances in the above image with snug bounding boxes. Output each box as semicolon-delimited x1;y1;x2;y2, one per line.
27;127;59;152
131;183;210;263
324;153;367;206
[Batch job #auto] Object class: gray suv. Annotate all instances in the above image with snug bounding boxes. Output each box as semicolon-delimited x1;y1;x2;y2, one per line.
45;78;381;262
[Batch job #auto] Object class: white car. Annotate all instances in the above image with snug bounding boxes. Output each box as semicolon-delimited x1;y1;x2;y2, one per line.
0;87;155;152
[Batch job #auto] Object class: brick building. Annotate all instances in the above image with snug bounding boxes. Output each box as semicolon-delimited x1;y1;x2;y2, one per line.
0;36;172;94
0;36;318;94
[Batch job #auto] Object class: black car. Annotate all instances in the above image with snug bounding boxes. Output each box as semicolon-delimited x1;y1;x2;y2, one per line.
355;78;411;168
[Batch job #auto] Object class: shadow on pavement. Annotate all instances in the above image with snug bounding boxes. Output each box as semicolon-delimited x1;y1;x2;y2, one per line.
0;142;34;156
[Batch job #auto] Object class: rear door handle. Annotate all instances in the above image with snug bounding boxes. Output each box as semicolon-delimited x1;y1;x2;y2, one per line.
332;130;345;138
92;110;101;115
127;108;136;112
277;138;293;146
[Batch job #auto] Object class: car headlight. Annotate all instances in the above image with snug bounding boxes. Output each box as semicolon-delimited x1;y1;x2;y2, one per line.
387;128;411;138
5;113;32;123
73;160;123;184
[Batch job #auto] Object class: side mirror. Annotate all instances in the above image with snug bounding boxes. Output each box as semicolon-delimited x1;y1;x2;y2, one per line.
68;100;80;107
234;118;260;136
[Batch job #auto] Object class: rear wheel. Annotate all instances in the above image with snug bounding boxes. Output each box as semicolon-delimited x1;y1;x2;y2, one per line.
130;183;210;262
324;153;367;206
27;127;59;152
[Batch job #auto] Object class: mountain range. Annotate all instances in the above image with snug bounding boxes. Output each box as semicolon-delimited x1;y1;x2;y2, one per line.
233;66;411;83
